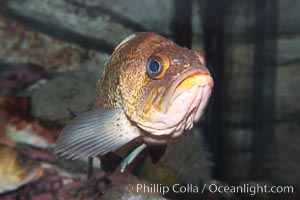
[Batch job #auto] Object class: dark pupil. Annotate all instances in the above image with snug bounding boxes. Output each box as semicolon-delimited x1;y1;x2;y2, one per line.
17;156;28;166
149;60;160;73
147;57;162;77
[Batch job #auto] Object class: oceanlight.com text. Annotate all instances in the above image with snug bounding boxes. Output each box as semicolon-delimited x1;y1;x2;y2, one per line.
124;183;294;196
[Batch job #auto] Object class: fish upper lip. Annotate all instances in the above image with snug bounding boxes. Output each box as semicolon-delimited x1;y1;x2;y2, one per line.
156;66;213;114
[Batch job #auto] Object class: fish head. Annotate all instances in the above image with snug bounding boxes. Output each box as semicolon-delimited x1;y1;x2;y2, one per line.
0;145;43;193
117;32;213;138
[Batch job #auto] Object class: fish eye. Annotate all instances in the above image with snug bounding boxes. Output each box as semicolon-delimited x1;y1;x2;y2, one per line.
17;156;28;166
146;56;163;78
146;53;169;79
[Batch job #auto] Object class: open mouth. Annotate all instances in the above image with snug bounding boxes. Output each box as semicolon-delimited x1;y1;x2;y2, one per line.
152;66;213;114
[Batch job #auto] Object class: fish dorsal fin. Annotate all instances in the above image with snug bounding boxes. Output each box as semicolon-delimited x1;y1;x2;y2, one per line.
54;108;141;159
114;34;137;51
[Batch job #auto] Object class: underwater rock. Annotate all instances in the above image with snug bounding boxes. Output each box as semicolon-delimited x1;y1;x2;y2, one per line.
0;144;44;194
138;126;213;185
25;171;159;200
6;123;56;149
0;15;108;72
1;0;134;49
69;0;173;36
0;63;47;95
31;193;55;200
31;76;94;125
0;97;30;119
0;114;13;146
0;96;60;148
1;0;173;47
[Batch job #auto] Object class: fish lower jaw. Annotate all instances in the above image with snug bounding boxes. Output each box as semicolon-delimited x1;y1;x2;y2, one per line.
137;83;212;145
138;110;198;145
141;127;184;145
141;120;195;145
140;84;203;131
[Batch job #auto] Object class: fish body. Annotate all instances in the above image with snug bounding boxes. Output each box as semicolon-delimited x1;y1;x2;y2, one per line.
55;32;213;172
0;144;43;193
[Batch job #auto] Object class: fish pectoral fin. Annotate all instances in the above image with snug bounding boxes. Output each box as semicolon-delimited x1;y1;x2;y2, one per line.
54;108;141;160
121;143;147;173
